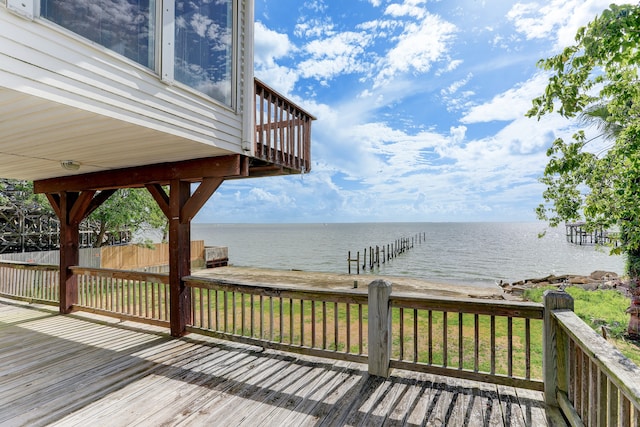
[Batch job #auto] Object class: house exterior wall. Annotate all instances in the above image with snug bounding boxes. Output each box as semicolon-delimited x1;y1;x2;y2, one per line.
0;0;254;180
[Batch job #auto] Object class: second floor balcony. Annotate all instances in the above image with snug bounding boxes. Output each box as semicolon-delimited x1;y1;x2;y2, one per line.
252;79;314;176
0;2;313;183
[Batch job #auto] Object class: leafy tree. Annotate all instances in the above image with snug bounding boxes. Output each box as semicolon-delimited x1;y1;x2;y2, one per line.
0;179;50;210
88;188;168;247
0;179;168;248
527;3;640;337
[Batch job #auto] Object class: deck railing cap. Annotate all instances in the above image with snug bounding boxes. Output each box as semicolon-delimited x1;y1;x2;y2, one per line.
255;78;317;120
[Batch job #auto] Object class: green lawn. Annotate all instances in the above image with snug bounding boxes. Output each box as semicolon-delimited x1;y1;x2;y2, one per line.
524;286;640;366
190;288;544;379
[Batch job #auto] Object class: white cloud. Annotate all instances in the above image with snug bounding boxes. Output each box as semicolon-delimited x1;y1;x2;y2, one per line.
436;59;463;76
295;19;335;38
441;73;473;96
508;0;630;49
255;65;299;96
384;0;428;19
460;73;549;123
254;22;299;94
375;13;457;86
296;31;373;82
211;0;625;224
304;31;369;59
254;21;294;67
246;188;293;205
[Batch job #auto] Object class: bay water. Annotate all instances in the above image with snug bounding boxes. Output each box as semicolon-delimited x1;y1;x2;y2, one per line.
192;222;625;288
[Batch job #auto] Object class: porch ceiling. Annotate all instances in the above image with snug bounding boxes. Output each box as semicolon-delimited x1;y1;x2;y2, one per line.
0;88;231;181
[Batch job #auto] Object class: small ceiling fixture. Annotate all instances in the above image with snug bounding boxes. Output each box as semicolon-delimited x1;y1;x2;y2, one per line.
60;160;80;171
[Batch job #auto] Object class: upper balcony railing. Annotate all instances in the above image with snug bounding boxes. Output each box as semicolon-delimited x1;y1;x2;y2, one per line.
254;79;314;174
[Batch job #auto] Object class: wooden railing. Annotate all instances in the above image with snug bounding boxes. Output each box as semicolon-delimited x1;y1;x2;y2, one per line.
389;290;544;390
0;261;58;304
545;291;640;426
184;276;369;364
71;266;170;327
184;276;544;390
254;79;313;173
2;261;640;424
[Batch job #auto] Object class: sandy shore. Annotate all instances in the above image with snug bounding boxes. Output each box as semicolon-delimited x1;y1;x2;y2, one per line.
192;266;503;299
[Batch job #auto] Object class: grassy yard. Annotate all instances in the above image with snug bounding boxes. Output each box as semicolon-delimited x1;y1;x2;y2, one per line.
190;287;544;379
524;286;640;366
80;280;640;380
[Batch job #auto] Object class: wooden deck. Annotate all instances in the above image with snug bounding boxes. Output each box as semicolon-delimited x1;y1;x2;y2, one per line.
0;299;565;426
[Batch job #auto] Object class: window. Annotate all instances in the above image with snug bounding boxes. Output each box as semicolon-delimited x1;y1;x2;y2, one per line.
41;0;157;70
174;0;233;106
39;0;234;106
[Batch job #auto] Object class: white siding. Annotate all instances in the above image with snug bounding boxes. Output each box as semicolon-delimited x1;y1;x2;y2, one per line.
0;4;248;181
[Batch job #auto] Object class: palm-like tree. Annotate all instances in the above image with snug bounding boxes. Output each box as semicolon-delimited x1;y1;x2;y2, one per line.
579;103;639;339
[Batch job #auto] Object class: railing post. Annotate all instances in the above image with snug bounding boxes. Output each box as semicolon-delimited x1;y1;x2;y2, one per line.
543;290;574;407
368;279;392;378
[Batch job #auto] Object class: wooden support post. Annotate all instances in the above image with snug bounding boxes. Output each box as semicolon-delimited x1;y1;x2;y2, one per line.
363;248;367;270
543;290;574;407
368;279;392;377
59;192;79;314
369;246;373;269
148;178;223;337
169;180;192;337
46;190;109;314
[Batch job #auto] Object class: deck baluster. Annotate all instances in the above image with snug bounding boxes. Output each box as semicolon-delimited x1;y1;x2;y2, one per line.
358;304;363;355
346;303;351;352
300;299;305;346
279;297;284;343
443;312;448;367
508;317;513;377
474;314;479;372
428;310;433;365
311;300;316;348
334;302;338;351
458;312;463;370
322;301;327;350
399;307;404;361
413;309;418;363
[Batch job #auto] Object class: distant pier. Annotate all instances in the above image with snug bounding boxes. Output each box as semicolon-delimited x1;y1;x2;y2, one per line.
347;232;426;274
565;222;618;247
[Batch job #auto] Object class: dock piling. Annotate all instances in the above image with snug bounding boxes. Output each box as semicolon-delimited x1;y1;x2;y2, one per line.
347;232;426;274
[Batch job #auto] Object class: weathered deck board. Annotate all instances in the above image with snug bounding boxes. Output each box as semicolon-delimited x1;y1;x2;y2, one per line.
0;299;565;426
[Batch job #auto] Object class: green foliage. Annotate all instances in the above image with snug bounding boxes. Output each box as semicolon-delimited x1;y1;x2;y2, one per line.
524;286;630;338
88;188;167;247
0;179;51;212
528;4;640;276
0;179;168;248
523;286;640;364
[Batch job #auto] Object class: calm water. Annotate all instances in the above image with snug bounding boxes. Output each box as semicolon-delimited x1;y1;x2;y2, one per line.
192;222;625;288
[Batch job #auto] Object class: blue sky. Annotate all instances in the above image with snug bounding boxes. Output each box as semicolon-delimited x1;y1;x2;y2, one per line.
197;0;625;224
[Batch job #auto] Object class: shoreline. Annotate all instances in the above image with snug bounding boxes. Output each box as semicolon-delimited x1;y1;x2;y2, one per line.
192;266;626;301
192;266;504;299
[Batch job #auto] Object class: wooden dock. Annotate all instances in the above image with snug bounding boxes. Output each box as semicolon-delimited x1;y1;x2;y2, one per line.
565;222;618;246
0;299;563;426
